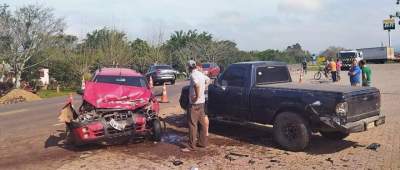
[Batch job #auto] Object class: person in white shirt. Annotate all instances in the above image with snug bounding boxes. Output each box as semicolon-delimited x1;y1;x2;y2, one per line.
182;60;210;152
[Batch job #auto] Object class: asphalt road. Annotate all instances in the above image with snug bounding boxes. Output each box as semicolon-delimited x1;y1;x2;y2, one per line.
0;80;188;169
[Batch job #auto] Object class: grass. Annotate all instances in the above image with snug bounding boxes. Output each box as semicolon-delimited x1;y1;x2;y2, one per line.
37;89;76;98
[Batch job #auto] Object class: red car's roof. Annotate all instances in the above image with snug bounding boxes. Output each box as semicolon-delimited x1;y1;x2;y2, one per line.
95;68;142;77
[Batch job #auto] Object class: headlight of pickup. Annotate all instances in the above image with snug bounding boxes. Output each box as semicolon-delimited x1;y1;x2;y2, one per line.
335;102;348;116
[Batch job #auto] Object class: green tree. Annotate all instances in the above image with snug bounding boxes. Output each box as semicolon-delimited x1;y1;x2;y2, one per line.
164;30;213;71
285;43;310;63
0;4;65;88
82;28;131;66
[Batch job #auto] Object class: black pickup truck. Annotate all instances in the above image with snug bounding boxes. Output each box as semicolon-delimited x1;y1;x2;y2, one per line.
180;61;385;151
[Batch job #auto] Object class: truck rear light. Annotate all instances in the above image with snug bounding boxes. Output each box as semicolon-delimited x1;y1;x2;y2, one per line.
83;134;89;139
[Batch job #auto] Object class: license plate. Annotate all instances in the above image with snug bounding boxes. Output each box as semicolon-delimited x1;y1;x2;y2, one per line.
366;122;375;130
109;119;127;131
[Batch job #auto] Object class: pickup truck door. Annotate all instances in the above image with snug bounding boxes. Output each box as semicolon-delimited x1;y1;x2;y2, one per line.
208;65;250;120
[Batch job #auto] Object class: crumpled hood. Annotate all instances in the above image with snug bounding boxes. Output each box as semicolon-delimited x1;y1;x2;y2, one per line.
83;82;151;110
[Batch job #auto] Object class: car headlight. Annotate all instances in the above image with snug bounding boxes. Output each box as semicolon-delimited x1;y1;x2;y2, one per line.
335;102;348;116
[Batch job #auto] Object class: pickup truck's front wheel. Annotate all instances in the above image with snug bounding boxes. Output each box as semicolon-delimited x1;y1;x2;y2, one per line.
320;131;349;140
273;112;311;151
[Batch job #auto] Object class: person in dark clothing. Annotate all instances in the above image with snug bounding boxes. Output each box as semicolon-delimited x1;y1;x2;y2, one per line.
302;58;307;75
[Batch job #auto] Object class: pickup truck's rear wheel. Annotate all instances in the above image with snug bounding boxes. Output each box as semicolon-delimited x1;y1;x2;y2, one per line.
151;119;162;142
320;131;349;140
273;112;311;151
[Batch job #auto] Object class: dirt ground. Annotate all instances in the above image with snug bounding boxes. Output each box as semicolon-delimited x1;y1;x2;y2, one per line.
0;89;41;105
57;64;400;170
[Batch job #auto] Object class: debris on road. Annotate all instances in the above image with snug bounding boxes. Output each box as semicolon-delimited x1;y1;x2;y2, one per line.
340;158;350;162
270;159;280;163
248;159;256;164
0;89;41;105
79;151;92;159
224;152;249;161
172;160;183;166
352;143;366;148
325;158;334;164
366;143;381;151
189;166;199;170
224;154;236;161
228;152;249;157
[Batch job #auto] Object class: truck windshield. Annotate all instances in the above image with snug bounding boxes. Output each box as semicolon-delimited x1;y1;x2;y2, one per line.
256;66;291;84
94;75;147;87
339;52;356;58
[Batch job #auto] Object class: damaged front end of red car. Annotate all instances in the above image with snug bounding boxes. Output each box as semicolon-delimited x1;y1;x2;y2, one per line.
59;82;162;146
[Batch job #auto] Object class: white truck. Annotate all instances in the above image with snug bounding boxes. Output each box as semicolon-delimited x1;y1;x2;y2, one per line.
337;50;363;70
357;47;396;64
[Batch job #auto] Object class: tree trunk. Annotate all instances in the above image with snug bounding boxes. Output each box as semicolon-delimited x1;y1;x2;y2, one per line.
14;71;21;88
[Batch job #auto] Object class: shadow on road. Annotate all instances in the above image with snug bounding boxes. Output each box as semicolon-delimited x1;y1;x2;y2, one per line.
44;131;104;152
45;113;356;155
208;119;356;154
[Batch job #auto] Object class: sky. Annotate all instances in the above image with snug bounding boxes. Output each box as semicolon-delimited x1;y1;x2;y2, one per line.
4;0;400;53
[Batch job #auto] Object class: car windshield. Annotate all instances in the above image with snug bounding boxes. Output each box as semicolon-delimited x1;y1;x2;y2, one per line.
94;75;147;87
202;63;211;68
154;65;172;70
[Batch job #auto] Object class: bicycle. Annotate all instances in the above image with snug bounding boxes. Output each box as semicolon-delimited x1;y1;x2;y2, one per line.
314;66;331;80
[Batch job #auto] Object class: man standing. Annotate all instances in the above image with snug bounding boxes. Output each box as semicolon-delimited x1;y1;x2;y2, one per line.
182;60;210;152
359;60;372;87
330;58;337;82
302;58;307;75
348;59;361;86
336;59;342;81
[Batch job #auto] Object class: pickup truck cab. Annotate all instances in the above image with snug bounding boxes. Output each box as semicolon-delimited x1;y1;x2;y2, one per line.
180;61;385;151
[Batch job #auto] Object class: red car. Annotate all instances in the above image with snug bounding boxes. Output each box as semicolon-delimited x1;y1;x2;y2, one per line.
59;67;162;146
202;63;220;78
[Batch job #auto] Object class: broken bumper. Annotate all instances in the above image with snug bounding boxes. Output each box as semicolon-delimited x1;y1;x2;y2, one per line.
70;120;147;145
342;115;386;133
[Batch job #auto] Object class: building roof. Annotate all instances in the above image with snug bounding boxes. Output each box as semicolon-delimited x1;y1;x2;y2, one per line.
95;68;142;77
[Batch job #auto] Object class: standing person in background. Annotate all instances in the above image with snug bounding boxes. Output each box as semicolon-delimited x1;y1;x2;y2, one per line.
359;60;372;87
302;58;307;75
182;60;210;152
348;59;361;86
336;59;342;81
330;58;337;82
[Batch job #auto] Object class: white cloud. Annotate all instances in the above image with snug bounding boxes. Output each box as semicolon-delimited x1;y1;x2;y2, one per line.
278;0;322;13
